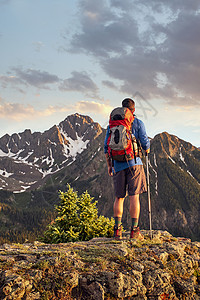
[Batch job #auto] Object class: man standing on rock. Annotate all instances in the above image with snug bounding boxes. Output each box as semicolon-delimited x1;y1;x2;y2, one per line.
104;98;150;239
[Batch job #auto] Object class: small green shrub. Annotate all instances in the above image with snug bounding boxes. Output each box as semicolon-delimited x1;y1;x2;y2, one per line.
42;184;114;243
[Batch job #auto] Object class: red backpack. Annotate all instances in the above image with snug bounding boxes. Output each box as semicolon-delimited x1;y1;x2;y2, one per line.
107;107;138;162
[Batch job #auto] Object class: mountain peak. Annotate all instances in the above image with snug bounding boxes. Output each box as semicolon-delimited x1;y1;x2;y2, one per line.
59;113;102;142
152;131;196;159
0;114;103;193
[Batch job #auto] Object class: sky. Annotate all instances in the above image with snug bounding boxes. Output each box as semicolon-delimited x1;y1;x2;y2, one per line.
0;0;200;147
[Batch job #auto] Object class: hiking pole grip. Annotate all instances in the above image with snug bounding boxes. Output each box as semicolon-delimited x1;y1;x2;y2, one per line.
146;152;153;239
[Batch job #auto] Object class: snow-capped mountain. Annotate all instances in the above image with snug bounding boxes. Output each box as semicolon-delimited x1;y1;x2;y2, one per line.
0;114;102;193
0;114;200;243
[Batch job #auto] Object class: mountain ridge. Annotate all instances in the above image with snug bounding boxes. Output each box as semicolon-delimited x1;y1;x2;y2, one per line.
0;114;200;243
0;113;102;193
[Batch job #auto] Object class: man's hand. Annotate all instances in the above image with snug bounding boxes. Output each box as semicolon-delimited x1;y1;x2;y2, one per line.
108;166;113;176
145;148;150;154
105;153;113;176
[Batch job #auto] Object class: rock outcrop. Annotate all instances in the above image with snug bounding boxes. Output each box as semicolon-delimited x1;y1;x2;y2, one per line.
0;231;199;299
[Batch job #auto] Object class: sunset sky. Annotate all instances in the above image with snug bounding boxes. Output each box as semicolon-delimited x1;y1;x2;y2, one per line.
1;0;200;147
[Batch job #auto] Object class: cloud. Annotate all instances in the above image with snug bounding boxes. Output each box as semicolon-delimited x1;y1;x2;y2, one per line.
0;75;23;88
111;0;200;13
0;68;60;90
0;98;67;121
1;68;100;98
60;71;99;98
32;41;44;52
0;98;112;121
69;1;139;57
0;99;35;121
102;80;118;90
67;0;200;107
74;100;113;116
13;68;60;88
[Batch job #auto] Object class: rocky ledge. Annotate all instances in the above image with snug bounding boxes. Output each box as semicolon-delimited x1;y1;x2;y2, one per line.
0;230;200;300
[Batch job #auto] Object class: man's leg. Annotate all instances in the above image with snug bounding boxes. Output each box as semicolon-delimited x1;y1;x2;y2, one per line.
113;197;124;239
112;169;126;238
113;197;124;218
129;194;140;220
129;194;144;239
127;165;146;239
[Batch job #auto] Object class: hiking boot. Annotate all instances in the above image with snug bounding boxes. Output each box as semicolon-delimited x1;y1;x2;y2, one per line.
113;225;122;240
130;226;144;240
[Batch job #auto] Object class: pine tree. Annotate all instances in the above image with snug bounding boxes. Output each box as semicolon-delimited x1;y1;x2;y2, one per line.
42;184;114;243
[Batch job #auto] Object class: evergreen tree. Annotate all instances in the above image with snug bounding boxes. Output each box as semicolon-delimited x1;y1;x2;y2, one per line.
42;184;114;243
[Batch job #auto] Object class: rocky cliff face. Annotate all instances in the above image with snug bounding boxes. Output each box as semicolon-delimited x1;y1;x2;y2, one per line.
0;231;199;299
146;132;200;241
0;114;102;193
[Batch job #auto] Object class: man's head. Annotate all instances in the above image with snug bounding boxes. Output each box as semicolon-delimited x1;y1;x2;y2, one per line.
122;98;135;113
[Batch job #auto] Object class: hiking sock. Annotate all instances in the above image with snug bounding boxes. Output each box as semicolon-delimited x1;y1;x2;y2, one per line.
131;218;138;229
114;217;122;228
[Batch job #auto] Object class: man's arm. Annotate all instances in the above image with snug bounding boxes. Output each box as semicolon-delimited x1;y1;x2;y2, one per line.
105;153;113;176
137;119;150;153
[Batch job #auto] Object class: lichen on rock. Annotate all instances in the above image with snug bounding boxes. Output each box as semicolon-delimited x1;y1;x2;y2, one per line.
0;230;199;299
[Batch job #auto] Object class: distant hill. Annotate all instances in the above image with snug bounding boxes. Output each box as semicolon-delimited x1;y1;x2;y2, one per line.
0;114;200;243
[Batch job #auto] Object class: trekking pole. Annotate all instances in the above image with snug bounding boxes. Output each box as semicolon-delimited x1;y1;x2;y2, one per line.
146;152;153;239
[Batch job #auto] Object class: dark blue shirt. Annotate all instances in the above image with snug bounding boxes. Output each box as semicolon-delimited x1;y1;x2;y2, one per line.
104;117;150;172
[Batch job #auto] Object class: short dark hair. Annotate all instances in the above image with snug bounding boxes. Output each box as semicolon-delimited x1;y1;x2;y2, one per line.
122;98;135;111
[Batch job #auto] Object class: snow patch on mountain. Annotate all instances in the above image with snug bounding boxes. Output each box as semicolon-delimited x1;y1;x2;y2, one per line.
153;153;157;168
58;125;90;159
168;156;176;164
149;155;158;195
179;145;187;165
0;169;14;178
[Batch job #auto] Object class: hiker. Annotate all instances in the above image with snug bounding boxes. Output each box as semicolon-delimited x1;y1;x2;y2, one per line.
104;98;150;239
